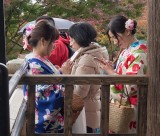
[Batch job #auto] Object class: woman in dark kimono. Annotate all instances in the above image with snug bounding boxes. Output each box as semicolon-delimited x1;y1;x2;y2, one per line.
23;21;71;133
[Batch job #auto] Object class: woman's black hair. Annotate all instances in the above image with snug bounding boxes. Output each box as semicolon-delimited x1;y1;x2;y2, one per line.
68;22;97;47
27;21;59;47
36;16;55;27
106;15;137;42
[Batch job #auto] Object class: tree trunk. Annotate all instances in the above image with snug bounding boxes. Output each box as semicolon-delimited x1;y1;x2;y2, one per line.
147;0;160;136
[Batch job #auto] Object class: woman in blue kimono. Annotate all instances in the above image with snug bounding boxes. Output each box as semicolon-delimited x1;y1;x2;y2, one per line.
23;21;71;133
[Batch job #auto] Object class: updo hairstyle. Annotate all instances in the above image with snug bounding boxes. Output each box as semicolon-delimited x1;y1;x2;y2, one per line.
27;21;59;47
107;15;137;41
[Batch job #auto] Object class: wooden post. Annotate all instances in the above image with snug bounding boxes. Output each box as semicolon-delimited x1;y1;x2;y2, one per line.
64;85;73;136
26;85;35;136
147;0;160;136
100;85;110;136
0;64;9;136
0;0;6;64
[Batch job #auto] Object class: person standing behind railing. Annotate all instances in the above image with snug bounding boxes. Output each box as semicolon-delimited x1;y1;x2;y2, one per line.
22;16;74;67
96;15;147;133
36;16;74;67
68;22;109;133
23;21;72;133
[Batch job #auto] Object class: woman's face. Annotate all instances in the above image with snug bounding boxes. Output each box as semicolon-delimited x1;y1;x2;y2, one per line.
108;30;129;49
41;39;55;56
69;37;80;51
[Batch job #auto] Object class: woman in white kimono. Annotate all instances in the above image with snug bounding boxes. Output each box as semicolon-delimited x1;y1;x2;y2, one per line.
97;15;147;133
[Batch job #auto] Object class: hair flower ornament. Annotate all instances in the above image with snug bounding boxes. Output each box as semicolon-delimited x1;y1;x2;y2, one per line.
25;24;35;37
125;19;134;30
22;24;35;50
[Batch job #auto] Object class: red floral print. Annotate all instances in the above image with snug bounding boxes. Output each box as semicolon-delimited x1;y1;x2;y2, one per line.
129;121;136;129
139;44;147;52
129;95;137;105
132;64;140;72
116;63;123;74
126;72;137;75
124;55;135;69
115;84;123;91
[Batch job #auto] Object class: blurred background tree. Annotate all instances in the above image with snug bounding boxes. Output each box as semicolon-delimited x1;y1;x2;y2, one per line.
4;0;147;60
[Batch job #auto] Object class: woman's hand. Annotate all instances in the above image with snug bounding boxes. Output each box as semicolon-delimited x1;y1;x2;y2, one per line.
94;57;115;75
55;65;60;70
100;61;115;75
61;59;74;74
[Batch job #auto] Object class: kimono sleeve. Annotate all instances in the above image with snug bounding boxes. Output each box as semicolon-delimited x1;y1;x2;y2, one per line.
124;51;147;75
111;51;147;105
28;61;45;75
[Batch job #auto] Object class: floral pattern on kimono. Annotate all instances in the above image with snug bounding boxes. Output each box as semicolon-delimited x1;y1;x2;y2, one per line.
23;53;64;133
110;40;147;132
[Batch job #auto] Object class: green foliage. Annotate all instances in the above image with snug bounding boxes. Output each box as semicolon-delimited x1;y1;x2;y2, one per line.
5;0;146;60
5;0;50;60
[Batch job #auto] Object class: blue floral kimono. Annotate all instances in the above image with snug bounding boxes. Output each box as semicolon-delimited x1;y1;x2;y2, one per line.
23;53;64;133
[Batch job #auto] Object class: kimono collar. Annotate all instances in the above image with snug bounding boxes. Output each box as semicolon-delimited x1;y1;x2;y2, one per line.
130;40;146;47
130;41;139;47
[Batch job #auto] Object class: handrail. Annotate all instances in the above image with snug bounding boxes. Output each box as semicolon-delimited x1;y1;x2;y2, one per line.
9;61;27;98
10;99;27;136
19;75;148;136
9;61;28;135
0;63;10;136
17;74;148;85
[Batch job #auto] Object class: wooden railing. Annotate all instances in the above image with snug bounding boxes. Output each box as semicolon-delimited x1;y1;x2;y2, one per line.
9;62;28;136
14;74;148;136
